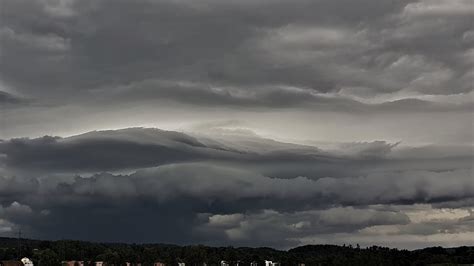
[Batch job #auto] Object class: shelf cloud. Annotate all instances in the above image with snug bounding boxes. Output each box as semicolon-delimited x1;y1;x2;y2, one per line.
0;128;472;248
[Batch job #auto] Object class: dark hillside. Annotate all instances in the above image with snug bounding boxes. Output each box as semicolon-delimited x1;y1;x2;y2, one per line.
0;237;473;265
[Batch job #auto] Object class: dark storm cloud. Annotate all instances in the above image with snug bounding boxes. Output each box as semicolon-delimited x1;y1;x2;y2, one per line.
195;207;410;247
0;175;39;202
0;128;472;179
0;128;344;175
0;91;27;106
1;0;471;111
0;0;473;249
0;128;472;246
41;164;474;208
0;161;472;246
0;129;216;172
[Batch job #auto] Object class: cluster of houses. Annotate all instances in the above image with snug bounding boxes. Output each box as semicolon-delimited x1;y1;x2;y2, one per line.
0;259;307;266
59;261;287;266
61;262;105;266
61;262;176;266
220;261;281;266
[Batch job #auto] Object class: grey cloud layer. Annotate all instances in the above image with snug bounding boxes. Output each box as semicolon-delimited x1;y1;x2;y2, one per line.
2;128;471;177
13;164;473;209
0;0;473;249
1;0;472;112
0;128;472;247
0;91;28;106
87;79;474;113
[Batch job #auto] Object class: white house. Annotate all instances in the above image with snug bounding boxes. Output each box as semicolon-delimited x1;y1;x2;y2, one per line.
265;261;280;266
21;258;34;266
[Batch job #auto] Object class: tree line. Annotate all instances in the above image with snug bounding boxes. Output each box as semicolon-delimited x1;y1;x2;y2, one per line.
0;237;473;265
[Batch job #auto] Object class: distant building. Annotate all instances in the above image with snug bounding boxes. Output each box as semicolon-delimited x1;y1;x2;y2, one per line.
178;263;185;266
297;264;305;266
264;261;280;266
220;261;229;266
153;263;165;266
20;258;33;266
250;262;258;266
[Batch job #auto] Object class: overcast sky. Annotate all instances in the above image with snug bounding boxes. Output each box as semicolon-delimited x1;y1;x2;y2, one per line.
0;0;473;249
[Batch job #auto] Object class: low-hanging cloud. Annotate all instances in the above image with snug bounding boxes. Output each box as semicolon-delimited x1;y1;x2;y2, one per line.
0;129;472;247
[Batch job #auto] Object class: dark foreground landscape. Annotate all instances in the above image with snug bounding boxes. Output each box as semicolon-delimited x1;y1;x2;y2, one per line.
0;237;473;266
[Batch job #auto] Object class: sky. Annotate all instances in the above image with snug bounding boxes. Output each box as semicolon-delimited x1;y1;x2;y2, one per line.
0;0;473;249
